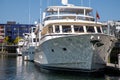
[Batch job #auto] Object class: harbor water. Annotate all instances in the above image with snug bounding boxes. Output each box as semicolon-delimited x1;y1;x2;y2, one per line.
0;56;120;80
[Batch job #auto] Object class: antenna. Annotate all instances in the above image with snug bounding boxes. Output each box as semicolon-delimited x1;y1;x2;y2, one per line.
47;0;49;6
89;0;91;7
40;0;42;23
61;0;68;5
81;0;83;6
28;0;31;24
28;0;31;34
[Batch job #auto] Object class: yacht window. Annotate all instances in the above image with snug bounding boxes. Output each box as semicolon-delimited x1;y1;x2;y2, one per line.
55;25;60;33
86;26;95;33
96;27;102;33
33;38;36;42
33;28;36;32
102;26;107;34
33;38;39;42
48;26;53;33
62;25;72;33
74;25;84;33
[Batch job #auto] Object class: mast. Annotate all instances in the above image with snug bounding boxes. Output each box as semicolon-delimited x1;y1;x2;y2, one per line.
40;0;42;23
38;0;42;44
89;0;91;7
28;0;31;24
28;0;31;35
47;0;49;6
81;0;83;6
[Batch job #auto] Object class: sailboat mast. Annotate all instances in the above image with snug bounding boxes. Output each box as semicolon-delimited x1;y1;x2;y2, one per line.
28;0;31;24
28;0;31;35
38;0;42;44
40;0;42;23
47;0;49;6
89;0;91;7
81;0;83;6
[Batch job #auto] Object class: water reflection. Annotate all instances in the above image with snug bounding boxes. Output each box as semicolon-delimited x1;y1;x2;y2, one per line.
0;56;120;80
0;56;17;80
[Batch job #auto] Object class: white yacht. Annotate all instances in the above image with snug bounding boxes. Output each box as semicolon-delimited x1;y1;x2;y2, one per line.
16;27;39;60
21;27;39;61
34;0;116;72
16;39;25;56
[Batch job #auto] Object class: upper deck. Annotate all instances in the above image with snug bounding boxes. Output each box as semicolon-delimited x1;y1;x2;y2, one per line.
43;5;94;23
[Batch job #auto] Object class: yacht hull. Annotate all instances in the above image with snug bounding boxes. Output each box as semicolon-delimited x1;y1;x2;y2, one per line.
34;34;115;72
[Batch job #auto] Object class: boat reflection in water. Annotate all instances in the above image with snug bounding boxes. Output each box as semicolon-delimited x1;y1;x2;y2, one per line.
0;56;119;80
0;56;45;80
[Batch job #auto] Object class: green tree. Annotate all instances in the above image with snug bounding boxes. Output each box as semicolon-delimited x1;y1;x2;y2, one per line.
3;36;9;44
14;36;22;44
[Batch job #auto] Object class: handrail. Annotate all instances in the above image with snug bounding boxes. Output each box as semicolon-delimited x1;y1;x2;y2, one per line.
43;14;94;21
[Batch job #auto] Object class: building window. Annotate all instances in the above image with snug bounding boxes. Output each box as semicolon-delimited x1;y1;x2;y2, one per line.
14;28;17;30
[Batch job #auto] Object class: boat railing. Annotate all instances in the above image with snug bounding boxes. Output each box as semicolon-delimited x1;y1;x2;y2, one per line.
43;14;94;21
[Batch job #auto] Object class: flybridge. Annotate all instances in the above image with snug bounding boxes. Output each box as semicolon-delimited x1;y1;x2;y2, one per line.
42;0;94;24
43;7;94;22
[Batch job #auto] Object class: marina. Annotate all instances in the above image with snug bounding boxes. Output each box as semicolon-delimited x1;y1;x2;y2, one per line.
0;0;120;80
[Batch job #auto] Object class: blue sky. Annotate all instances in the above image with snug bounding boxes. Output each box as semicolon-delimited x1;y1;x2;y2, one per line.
0;0;120;24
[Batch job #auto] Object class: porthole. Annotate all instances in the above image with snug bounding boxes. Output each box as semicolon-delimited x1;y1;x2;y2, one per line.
63;48;67;51
51;49;54;52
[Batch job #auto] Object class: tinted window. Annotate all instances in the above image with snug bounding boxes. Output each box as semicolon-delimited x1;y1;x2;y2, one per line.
97;27;102;33
74;25;84;32
86;26;95;33
55;25;60;33
33;38;39;42
62;25;71;33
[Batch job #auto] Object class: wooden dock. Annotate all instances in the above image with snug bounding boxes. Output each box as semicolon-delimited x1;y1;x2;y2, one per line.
0;52;17;56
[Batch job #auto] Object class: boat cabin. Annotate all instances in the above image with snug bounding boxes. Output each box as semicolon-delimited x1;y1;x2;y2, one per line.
41;6;103;37
41;24;103;36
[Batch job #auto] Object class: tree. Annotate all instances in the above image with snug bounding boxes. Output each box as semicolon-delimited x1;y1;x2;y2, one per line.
3;36;9;44
14;36;22;44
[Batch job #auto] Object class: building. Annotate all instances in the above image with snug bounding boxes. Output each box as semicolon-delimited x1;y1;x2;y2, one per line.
0;24;5;43
0;22;35;43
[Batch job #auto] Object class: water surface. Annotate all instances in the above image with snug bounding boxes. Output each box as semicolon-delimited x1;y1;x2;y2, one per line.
0;56;120;80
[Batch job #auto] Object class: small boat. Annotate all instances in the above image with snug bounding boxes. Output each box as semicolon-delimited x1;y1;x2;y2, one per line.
34;0;117;72
16;39;25;56
17;27;39;61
